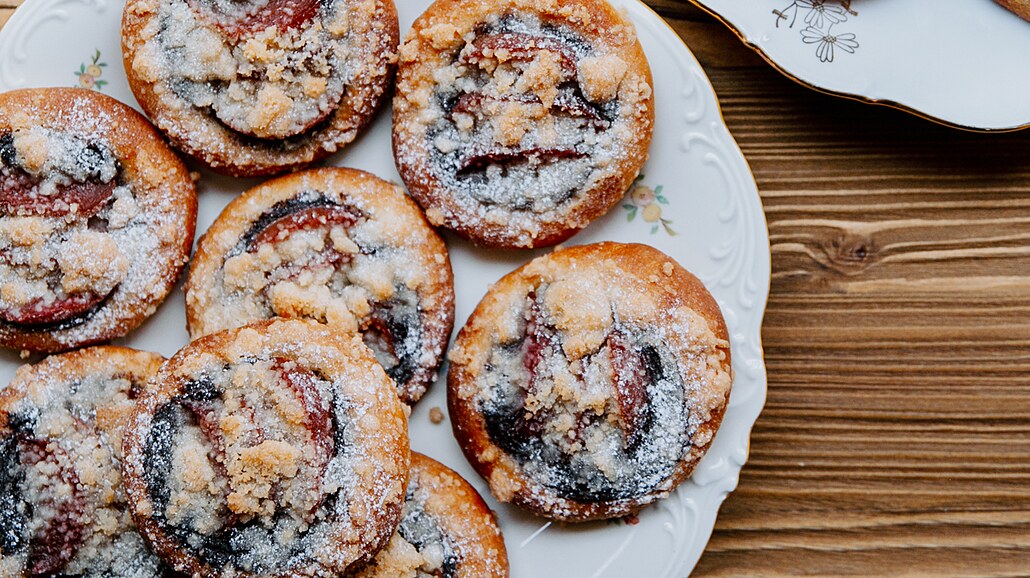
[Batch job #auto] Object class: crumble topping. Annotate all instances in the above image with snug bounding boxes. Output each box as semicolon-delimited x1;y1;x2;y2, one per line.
138;0;355;139
0;127;162;331
450;247;732;516
0;349;166;577
188;174;453;404
357;455;507;578
394;4;654;247
128;320;410;576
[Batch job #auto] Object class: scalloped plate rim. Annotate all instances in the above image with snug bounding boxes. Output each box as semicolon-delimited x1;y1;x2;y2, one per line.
0;0;771;575
690;0;1030;133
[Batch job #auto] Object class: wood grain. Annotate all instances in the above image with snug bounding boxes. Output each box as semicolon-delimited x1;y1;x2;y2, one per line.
667;5;1030;577
2;0;1030;575
0;0;16;28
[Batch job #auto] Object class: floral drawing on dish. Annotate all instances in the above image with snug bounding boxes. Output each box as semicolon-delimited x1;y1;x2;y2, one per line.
623;176;677;236
73;49;108;91
773;0;859;62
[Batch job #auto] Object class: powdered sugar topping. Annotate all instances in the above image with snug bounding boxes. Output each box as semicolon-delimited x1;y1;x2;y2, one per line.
0;348;166;577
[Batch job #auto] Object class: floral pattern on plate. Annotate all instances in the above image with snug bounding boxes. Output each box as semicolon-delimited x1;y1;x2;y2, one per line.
772;0;859;63
74;48;108;91
623;176;677;236
0;0;771;575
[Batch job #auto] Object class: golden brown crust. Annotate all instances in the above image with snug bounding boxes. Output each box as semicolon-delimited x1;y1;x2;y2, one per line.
121;0;400;177
0;346;165;411
0;347;165;449
0;346;166;577
0;88;197;353
357;452;509;578
447;242;732;521
184;167;455;404
996;0;1030;20
392;0;654;249
121;318;410;577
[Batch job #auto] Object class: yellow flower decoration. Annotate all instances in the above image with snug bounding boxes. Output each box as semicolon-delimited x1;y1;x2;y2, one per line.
74;49;108;92
622;175;677;236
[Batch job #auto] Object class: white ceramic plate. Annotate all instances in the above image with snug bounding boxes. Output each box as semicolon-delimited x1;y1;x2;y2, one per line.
693;0;1030;131
0;0;770;575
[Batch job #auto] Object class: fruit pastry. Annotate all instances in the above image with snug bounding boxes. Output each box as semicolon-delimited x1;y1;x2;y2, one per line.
185;167;454;404
0;346;168;577
0;88;197;353
356;452;508;578
393;0;654;248
122;0;400;176
121;319;410;577
448;242;732;521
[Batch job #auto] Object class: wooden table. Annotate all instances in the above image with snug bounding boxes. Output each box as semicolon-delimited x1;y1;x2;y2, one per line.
3;0;1029;575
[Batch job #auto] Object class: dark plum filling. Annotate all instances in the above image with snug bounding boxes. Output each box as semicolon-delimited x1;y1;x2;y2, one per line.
189;0;323;38
481;293;689;503
0;133;15;166
0;131;124;331
0;435;88;575
396;489;459;578
233;193;353;256
246;202;358;293
155;0;349;141
141;361;342;574
0;178;114;219
0;436;29;558
142;403;180;528
1;364;174;578
425;15;617;212
232;192;427;400
360;290;422;390
1;291;112;330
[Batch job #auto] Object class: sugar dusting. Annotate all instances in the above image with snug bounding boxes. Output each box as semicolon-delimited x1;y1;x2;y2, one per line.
2;127;118;191
426;15;606;212
149;359;341;573
450;244;732;519
357;454;508;578
481;286;688;502
123;320;409;576
0;92;194;350
394;6;654;247
0;347;166;577
151;0;348;139
124;0;398;174
187;170;454;404
358;487;457;578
